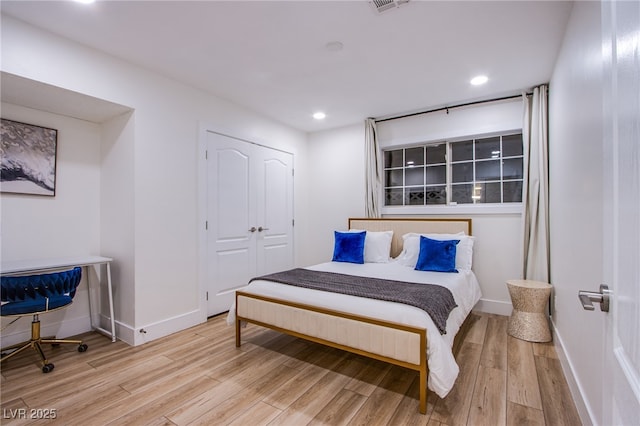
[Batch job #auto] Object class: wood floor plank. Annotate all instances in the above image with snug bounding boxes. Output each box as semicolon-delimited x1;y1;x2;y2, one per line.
387;376;434;426
142;416;176;426
206;332;304;383
226;401;282;426
213;351;319;423
507;336;543;410
47;356;188;424
159;334;224;361
268;357;361;425
0;353;98;398
467;365;507;426
535;355;582;426
347;365;416;426
87;342;172;369
47;383;131;425
190;313;231;337
430;340;483;425
118;359;201;394
173;363;299;425
111;375;231;426
532;340;559;359
71;364;219;425
20;354;169;407
343;356;392;397
479;314;508;371
309;389;367;426
211;338;309;390
262;349;346;410
507;401;545;426
0;312;582;426
462;312;488;346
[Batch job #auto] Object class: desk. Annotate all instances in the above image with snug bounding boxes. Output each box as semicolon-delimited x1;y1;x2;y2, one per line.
506;279;552;342
1;256;116;342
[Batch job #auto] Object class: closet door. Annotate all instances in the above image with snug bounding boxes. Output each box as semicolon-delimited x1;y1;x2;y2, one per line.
256;148;294;275
206;131;293;316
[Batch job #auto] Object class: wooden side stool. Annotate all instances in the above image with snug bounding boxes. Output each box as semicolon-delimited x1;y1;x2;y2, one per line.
506;279;552;342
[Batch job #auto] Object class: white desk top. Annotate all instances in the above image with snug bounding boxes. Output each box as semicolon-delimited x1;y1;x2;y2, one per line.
1;256;113;275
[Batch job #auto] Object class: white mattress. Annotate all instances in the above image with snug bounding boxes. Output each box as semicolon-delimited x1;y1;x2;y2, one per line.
227;261;482;398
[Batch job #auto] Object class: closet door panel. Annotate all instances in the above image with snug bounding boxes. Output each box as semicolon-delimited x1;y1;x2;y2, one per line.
257;152;294;275
207;132;257;315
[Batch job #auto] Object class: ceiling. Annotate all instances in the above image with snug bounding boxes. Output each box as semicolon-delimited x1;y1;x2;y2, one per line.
0;1;573;133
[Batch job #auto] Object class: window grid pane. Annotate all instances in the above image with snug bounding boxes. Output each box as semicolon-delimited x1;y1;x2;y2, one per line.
383;132;523;206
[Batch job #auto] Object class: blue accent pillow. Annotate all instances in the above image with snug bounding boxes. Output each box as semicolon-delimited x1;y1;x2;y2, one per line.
415;236;459;273
332;231;366;264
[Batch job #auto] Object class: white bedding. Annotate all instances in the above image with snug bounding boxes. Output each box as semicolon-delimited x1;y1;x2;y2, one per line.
227;261;482;398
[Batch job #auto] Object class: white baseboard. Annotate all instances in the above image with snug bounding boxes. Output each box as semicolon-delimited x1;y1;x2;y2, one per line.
123;309;206;346
473;298;513;316
2;309;206;349
551;320;595;426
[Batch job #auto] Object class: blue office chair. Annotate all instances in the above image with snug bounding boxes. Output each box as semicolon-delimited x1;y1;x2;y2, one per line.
1;267;88;373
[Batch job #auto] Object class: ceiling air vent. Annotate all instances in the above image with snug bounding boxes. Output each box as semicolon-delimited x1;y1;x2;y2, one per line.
369;0;409;14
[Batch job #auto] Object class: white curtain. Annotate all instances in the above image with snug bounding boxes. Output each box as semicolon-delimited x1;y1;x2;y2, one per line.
521;85;550;282
364;118;382;218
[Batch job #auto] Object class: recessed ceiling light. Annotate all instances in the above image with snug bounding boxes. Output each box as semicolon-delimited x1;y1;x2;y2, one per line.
74;0;95;3
470;75;489;86
313;112;326;120
325;41;344;52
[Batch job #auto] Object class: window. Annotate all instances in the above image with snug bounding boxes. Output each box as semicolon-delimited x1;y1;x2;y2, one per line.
383;132;523;206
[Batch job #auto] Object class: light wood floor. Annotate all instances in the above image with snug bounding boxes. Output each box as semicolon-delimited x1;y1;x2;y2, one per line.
0;312;581;425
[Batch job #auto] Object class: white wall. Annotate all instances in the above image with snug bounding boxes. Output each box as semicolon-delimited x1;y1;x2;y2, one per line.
0;103;101;343
548;1;604;424
303;123;366;266
100;111;136;329
1;15;309;345
376;98;523;147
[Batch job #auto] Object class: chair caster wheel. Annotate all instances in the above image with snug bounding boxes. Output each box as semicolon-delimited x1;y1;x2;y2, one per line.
42;363;54;373
78;344;88;353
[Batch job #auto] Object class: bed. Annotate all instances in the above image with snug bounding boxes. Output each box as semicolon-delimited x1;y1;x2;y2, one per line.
228;218;481;414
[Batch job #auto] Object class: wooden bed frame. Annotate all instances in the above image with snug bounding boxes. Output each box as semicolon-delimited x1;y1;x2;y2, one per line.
235;217;472;414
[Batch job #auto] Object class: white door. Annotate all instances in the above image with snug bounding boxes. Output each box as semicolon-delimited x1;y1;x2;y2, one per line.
206;131;294;316
601;1;640;424
256;150;295;275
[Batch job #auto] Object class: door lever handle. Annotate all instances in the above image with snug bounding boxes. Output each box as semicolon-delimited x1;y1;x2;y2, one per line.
578;284;610;312
258;226;269;232
249;227;257;233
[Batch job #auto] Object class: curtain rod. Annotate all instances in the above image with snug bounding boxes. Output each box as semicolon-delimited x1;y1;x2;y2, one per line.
374;92;532;124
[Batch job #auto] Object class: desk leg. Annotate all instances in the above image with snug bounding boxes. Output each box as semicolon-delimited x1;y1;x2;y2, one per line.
85;265;96;331
85;263;117;343
106;262;116;342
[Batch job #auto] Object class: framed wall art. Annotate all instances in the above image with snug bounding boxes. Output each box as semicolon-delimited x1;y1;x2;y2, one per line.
0;118;58;196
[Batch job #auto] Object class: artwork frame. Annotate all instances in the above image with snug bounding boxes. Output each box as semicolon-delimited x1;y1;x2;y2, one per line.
1;118;58;196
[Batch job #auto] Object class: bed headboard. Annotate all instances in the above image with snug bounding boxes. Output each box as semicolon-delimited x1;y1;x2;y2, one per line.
348;217;472;258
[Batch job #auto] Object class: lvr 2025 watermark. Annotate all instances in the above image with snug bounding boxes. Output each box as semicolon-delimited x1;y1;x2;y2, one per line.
3;408;57;420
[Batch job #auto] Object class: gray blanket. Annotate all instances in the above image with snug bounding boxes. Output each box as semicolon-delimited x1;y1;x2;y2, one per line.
250;268;457;335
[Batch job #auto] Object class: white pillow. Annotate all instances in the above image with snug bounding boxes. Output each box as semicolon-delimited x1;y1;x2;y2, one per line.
395;232;474;270
349;229;394;263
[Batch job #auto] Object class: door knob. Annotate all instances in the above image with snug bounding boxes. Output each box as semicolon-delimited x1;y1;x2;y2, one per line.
578;284;610;312
249;226;257;233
